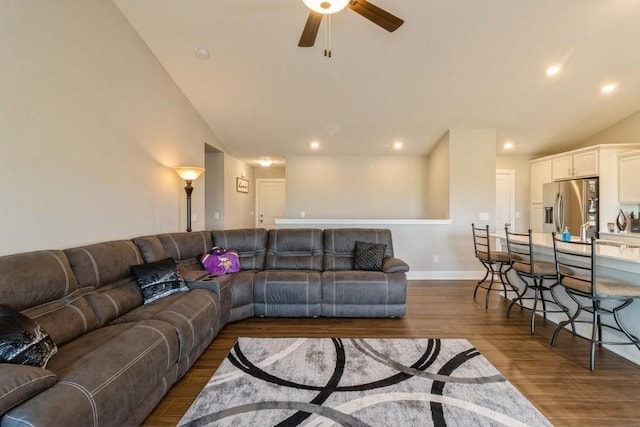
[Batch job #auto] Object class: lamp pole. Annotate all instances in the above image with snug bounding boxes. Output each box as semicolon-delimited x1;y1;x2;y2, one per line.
184;179;194;232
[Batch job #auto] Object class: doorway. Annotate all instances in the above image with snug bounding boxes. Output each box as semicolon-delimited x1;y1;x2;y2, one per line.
255;179;286;229
496;169;515;232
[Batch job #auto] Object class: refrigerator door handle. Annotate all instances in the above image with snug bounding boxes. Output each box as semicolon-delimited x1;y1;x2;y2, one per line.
558;193;565;231
554;193;562;233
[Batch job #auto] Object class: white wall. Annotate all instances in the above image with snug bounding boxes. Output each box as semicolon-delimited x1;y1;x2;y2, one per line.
577;110;640;147
223;154;255;229
0;0;216;255
426;133;450;219
285;155;426;219
205;151;225;230
255;167;286;180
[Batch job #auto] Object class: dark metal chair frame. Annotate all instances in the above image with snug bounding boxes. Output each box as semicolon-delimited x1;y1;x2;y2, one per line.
471;223;515;309
504;227;570;334
551;233;640;370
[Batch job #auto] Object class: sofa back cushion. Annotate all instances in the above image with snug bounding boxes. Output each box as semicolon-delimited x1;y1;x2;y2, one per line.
212;228;268;270
266;229;323;271
132;235;167;263
155;231;212;271
0;250;100;346
65;241;144;325
323;228;395;271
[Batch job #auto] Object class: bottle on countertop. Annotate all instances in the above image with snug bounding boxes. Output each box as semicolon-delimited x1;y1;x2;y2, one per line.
562;227;571;242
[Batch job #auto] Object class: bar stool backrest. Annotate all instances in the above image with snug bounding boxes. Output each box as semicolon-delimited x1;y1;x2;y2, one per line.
551;232;596;298
505;227;535;273
471;223;493;263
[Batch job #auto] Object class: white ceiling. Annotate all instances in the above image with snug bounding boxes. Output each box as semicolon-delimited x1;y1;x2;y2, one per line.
113;0;640;166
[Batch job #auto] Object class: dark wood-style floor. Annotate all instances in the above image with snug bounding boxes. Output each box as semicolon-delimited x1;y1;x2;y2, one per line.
143;281;640;426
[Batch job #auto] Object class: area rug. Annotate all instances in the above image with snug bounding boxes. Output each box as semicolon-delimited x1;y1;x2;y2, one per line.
179;338;551;427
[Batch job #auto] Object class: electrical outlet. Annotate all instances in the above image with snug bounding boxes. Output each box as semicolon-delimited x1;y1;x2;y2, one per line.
433;255;439;263
300;211;306;218
214;212;220;220
479;212;489;220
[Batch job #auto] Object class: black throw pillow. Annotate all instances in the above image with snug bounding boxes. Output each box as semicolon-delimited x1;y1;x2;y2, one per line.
0;305;57;368
353;241;387;271
131;258;189;304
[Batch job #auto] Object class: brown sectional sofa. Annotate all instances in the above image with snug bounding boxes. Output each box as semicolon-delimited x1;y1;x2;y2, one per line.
0;228;408;426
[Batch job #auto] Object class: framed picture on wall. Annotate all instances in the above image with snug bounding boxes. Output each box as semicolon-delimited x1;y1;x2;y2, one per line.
236;177;249;193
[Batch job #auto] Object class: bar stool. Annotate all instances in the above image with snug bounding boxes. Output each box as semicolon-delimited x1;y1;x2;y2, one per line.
504;227;570;334
551;233;640;370
471;223;514;308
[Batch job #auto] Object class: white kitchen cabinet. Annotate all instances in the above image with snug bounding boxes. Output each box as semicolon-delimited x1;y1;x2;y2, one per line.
530;160;552;204
618;151;640;203
551;149;598;181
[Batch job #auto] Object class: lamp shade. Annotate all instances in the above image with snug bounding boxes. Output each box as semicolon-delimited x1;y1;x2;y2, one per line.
174;166;205;182
302;0;349;14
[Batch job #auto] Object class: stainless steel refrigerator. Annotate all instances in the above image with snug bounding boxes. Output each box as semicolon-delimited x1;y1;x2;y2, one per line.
542;178;599;238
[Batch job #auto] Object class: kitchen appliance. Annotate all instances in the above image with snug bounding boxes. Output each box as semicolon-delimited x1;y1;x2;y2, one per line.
543;178;599;239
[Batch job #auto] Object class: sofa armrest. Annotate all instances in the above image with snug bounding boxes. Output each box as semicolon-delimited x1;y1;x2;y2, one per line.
185;278;220;294
0;364;57;415
382;257;410;273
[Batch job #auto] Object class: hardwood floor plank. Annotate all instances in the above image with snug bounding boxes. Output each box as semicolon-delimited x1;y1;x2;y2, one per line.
143;280;640;426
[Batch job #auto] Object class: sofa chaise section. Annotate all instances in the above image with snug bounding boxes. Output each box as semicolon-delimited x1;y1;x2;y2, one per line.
321;228;409;317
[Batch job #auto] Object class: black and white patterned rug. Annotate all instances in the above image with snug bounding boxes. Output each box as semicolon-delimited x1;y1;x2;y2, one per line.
180;338;551;426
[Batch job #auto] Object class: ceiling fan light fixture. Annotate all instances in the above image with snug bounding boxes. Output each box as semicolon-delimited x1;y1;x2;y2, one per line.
303;0;350;15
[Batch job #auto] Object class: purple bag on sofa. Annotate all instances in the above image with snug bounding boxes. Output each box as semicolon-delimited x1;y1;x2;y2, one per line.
201;247;241;276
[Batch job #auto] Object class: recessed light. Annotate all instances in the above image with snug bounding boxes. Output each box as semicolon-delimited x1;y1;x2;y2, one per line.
503;141;514;150
393;141;403;150
545;64;561;76
258;159;272;167
195;47;210;60
310;141;320;150
601;83;617;94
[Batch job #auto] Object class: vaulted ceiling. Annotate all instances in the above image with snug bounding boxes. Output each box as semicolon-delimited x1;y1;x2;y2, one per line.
113;0;640;166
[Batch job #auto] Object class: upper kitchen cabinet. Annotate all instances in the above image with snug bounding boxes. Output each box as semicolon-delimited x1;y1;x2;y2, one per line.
551;148;598;181
618;151;640;203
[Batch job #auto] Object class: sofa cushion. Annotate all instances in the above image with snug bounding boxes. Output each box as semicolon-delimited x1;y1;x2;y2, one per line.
6;319;180;426
323;228;395;271
132;235;167;263
265;229;323;271
65;240;143;289
21;293;101;348
212;228;268;270
353;241;386;271
155;231;212;271
0;250;79;312
321;270;407;317
131;258;189;304
0;305;57;368
254;270;321;317
0;364;57;415
65;240;146;327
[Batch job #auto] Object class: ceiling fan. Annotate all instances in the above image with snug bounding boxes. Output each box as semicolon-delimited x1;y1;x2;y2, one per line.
298;0;404;48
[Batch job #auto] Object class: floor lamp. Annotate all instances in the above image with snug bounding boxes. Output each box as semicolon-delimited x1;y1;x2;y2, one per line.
174;166;205;232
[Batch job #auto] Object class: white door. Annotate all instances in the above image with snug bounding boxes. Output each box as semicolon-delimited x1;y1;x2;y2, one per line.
256;179;286;229
496;169;515;232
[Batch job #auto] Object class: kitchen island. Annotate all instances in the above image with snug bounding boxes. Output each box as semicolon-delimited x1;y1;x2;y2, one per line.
493;231;640;366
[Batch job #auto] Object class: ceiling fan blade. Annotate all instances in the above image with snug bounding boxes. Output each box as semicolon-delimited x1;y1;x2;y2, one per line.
298;11;323;47
348;0;404;32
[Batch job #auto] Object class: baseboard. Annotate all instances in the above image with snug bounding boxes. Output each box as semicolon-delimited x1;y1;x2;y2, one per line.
407;270;485;280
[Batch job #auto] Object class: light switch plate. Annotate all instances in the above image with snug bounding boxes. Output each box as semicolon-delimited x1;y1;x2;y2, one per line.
479;212;489;220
